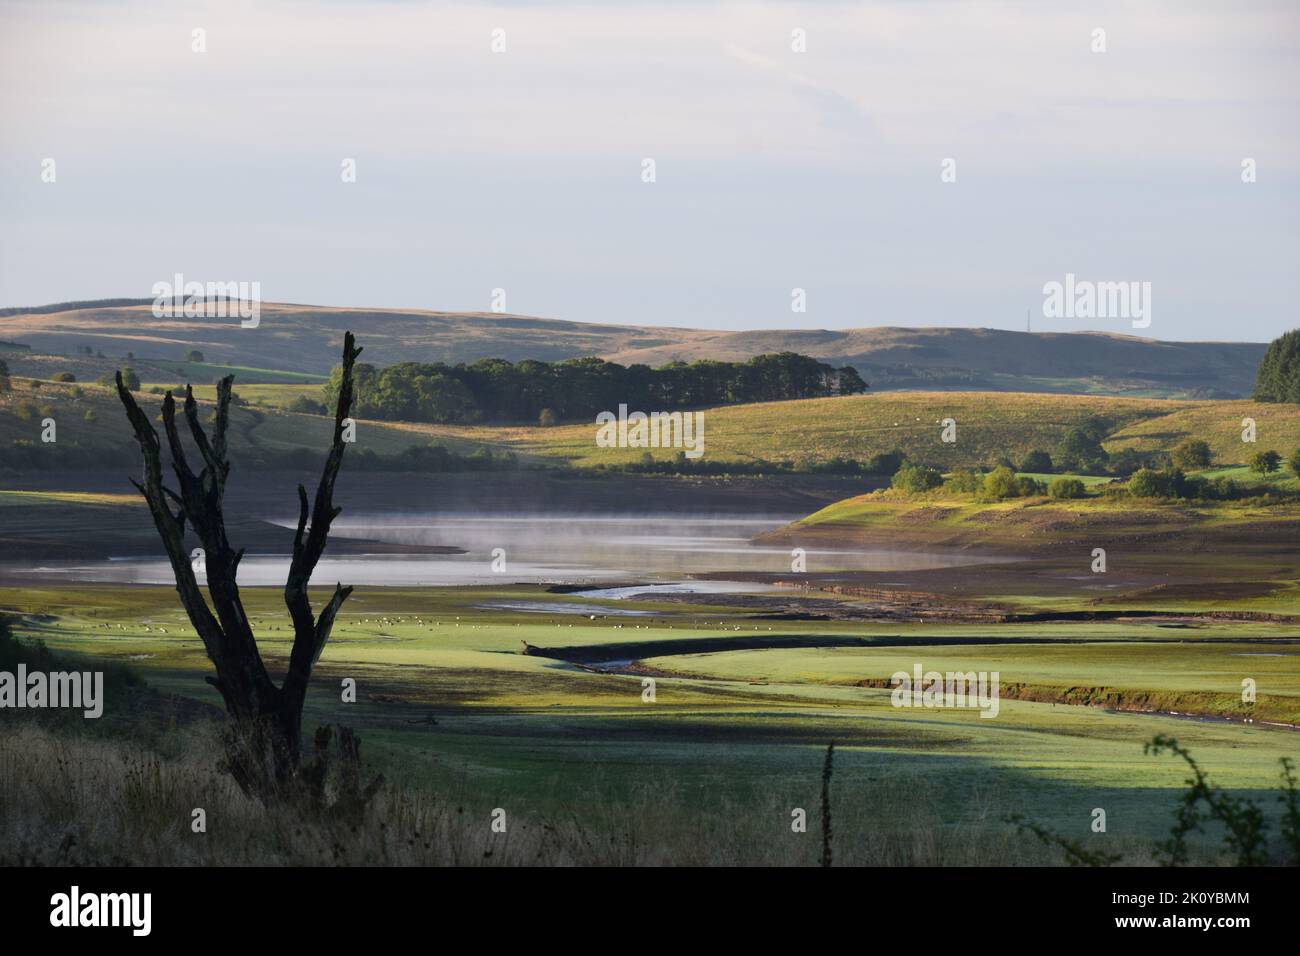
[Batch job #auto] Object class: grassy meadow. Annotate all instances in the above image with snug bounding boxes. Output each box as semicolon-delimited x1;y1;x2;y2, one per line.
343;391;1300;472
3;579;1298;865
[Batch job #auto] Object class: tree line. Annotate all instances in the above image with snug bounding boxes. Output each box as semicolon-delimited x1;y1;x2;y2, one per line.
320;352;868;425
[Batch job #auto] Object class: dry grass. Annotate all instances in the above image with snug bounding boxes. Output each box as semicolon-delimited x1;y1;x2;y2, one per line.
0;722;1060;866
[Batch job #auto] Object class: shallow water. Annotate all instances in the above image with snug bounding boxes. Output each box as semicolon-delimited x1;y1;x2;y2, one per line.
21;513;996;587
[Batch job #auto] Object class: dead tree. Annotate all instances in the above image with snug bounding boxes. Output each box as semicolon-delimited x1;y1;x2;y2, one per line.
116;331;378;806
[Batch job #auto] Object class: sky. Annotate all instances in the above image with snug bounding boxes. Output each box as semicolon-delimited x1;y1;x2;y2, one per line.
0;0;1297;341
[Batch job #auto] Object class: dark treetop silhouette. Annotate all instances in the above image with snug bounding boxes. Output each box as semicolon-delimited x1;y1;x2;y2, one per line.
116;331;375;804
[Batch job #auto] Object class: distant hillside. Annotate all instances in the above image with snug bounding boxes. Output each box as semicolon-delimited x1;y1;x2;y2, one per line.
0;300;1266;398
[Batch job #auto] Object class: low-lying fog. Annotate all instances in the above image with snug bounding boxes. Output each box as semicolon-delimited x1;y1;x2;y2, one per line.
23;513;989;588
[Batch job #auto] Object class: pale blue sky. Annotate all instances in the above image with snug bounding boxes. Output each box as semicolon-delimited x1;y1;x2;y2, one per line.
1;0;1297;341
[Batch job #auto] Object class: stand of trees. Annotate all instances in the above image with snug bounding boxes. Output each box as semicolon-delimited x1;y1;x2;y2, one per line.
322;352;867;425
1254;329;1300;404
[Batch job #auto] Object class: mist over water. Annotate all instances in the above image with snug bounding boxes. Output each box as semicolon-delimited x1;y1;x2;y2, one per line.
23;512;992;587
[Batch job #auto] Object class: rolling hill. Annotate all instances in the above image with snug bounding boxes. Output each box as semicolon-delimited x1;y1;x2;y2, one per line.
0;299;1267;398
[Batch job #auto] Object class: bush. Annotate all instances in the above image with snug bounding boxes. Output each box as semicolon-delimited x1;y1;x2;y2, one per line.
982;465;1017;499
1249;450;1282;475
1048;477;1087;499
1171;438;1212;471
53;371;76;383
1210;476;1239;500
891;461;942;494
1020;449;1053;473
1290;448;1300;477
538;407;558;427
287;395;326;415
83;409;97;423
1129;468;1177;498
1013;475;1046;497
1107;447;1143;477
119;367;141;391
864;450;905;475
185;349;205;363
943;467;985;494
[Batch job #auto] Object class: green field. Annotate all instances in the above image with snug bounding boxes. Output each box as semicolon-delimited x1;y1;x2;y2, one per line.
394;391;1300;472
154;381;325;410
145;360;327;385
3;580;1297;865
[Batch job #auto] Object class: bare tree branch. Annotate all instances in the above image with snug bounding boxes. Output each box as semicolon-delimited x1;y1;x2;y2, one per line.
282;332;362;709
116;333;368;802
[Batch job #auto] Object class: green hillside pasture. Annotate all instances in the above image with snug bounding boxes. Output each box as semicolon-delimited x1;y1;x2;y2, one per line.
488;391;1179;469
1106;399;1300;467
159;382;324;411
147;359;327;385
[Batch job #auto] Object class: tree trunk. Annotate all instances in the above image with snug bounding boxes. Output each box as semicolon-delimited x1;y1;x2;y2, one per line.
116;332;371;803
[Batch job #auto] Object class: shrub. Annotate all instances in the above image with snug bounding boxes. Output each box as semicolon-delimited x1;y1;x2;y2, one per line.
1171;438;1212;471
891;461;942;493
1129;468;1177;498
1012;475;1046;497
864;450;905;475
13;401;38;421
1249;450;1282;475
287;395;326;415
119;367;141;391
53;371;76;383
1107;447;1143;477
83;409;97;423
1048;477;1087;499
1019;449;1053;473
1290;448;1300;477
538;407;558;427
185;349;205;363
982;465;1017;499
943;467;984;495
1210;476;1239;499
